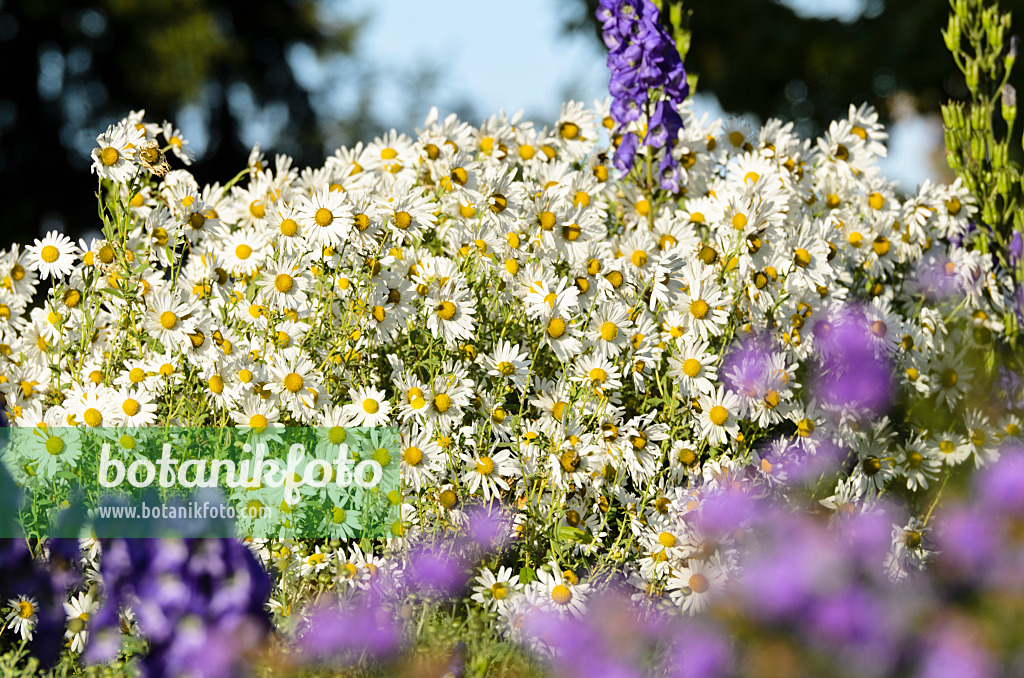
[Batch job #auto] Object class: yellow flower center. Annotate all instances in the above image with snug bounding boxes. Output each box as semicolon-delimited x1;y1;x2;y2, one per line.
434;393;452;412
539;210;557;231
314;207;333;227
159;311;177;330
476;456;495;476
279;218;298;236
690;299;709;319
40;245;60;263
403;446;423;466
436;301;456;320
682;358;701;378
84;407;102;427
547;318;566;338
235;244;252;260
275;274;293;293
393;211;412;229
551;584;572;605
362;398;379;414
709;405;729;426
122;398;140;416
284;373;304;393
688;573;710;593
46;437;64;456
100;146;120;166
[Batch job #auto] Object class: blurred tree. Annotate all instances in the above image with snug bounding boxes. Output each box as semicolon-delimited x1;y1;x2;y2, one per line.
564;0;1024;136
0;0;363;243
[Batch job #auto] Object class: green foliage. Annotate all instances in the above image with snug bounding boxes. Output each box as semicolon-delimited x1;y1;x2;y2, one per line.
941;0;1024;341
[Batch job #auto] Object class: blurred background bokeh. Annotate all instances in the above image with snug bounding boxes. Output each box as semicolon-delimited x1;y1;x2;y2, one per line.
2;0;1020;246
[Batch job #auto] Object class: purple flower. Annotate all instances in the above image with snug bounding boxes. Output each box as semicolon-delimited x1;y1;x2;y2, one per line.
669;619;731;678
297;594;403;662
1009;230;1022;267
811;305;892;416
916;621;997;678
85;538;271;678
407;545;466;595
598;0;689;185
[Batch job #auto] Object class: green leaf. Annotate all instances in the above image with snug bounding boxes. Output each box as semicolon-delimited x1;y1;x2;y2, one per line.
518;566;536;584
557;525;593;545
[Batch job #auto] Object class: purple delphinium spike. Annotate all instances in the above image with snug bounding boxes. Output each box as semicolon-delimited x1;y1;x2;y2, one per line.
598;0;689;187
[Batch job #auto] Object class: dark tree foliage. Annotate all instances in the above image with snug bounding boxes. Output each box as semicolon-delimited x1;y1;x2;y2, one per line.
0;0;360;244
566;0;1024;134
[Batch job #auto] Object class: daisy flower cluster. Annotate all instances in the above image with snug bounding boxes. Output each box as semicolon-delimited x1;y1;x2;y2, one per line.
0;90;1022;674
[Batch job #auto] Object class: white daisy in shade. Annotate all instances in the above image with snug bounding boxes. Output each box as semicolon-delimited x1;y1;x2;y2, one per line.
471;566;521;613
27;231;79;280
90;121;144;183
4;595;39;641
343;386;391;427
696;386;741;447
29;426;82;479
64;590;98;654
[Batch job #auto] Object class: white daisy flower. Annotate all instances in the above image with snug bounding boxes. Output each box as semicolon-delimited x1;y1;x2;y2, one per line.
343;386;391;427
696;386;741;447
296;185;351;249
91;121;145;183
64;591;98;654
4;596;38;641
461;447;516;501
471;566;521;613
27;231;79;280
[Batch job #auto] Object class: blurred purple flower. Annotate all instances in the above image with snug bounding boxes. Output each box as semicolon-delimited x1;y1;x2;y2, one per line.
811;305;892;416
463;505;513;551
976;447;1024;517
670;620;731;678
407;545;466;595
86;538;271;678
298;594;402;662
1009;230;1023;267
907;253;965;300
917;621;997;678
